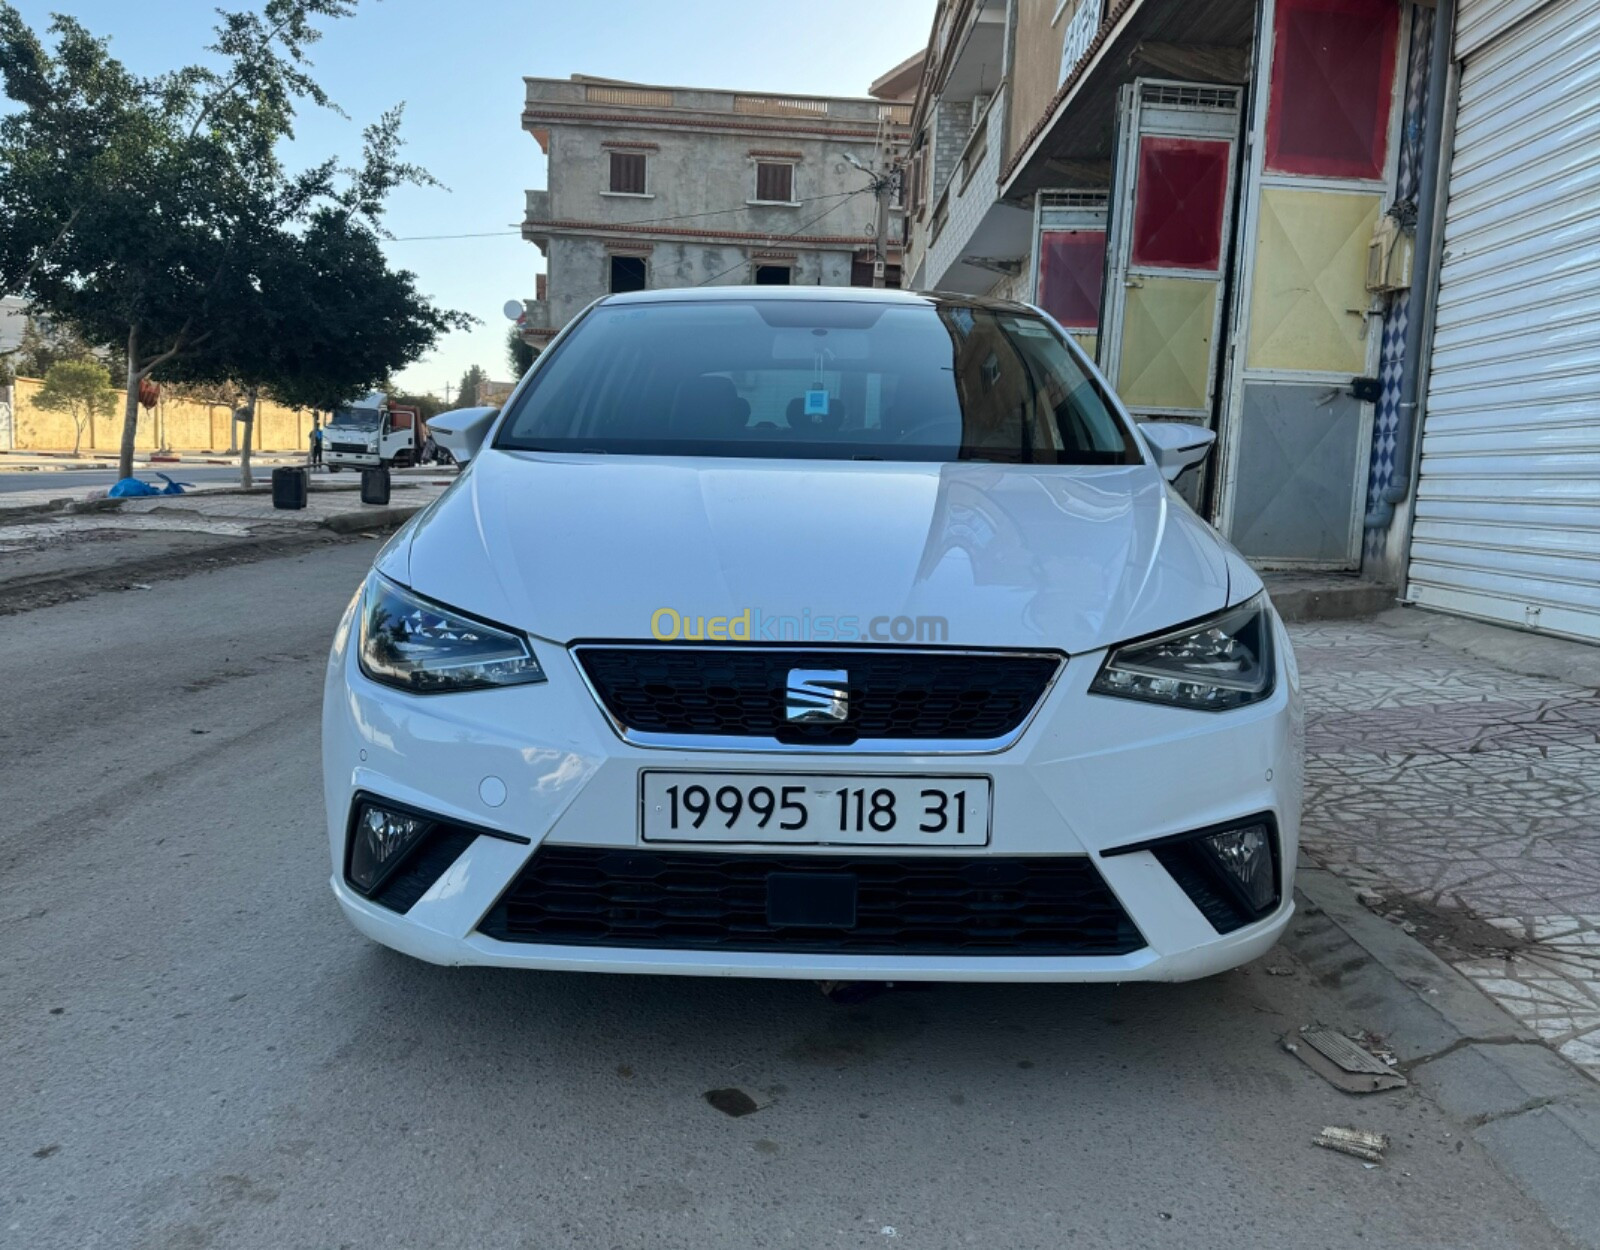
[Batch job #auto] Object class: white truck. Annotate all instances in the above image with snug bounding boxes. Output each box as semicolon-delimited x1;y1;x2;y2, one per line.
322;393;424;471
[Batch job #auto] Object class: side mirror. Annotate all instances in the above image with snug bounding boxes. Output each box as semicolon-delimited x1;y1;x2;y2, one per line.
1138;421;1216;482
428;406;499;465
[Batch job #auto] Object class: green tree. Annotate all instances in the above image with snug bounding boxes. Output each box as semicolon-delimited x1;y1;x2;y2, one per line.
170;204;470;485
457;364;487;407
507;326;537;376
33;358;118;454
0;2;464;481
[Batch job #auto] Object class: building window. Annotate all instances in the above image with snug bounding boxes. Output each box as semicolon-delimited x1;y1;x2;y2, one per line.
754;161;795;204
609;151;648;195
754;264;792;285
610;255;646;293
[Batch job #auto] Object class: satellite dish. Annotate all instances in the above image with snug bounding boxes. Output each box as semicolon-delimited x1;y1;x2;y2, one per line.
502;299;524;322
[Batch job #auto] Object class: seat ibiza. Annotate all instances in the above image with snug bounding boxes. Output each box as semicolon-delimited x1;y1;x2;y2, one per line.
323;288;1302;981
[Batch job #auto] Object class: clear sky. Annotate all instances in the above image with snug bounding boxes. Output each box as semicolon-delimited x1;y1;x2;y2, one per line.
15;0;933;397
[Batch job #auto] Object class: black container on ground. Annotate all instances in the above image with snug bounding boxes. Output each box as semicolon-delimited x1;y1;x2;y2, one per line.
271;466;308;510
360;466;391;506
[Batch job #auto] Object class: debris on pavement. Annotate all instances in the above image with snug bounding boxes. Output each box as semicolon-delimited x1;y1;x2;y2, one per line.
1313;1126;1389;1164
704;1087;762;1117
1283;1026;1408;1093
818;980;893;1004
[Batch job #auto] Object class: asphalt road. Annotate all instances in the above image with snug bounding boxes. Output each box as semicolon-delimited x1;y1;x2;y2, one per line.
0;465;255;495
0;544;1572;1249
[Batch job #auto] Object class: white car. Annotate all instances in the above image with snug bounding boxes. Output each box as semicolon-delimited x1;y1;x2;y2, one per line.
323;288;1302;982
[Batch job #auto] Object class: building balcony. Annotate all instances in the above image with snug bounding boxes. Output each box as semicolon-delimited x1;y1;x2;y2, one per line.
518;300;552;335
939;0;1007;106
923;86;1033;295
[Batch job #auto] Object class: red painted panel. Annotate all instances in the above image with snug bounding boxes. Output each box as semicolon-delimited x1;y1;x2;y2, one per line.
1131;137;1232;271
1037;230;1106;331
1267;0;1400;179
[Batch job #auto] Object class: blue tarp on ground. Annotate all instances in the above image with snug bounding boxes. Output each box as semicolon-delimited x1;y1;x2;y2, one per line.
108;473;190;497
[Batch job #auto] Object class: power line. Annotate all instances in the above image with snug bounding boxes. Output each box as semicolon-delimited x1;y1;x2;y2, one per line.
382;189;865;243
693;188;873;287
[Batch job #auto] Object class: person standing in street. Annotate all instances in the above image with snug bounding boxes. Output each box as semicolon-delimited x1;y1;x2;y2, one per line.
309;421;323;469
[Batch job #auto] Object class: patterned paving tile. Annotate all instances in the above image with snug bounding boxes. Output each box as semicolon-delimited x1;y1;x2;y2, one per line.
1293;621;1600;1082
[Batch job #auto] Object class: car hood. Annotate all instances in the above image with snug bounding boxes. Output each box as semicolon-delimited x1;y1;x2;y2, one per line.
396;450;1244;654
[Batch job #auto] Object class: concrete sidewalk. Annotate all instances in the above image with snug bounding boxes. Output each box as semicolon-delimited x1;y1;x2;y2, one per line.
0;472;451;612
1295;609;1600;1081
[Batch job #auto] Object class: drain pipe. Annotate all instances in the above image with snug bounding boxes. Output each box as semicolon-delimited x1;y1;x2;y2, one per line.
1366;0;1456;531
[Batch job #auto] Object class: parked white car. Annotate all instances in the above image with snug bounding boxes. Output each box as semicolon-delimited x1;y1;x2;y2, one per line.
322;288;1302;982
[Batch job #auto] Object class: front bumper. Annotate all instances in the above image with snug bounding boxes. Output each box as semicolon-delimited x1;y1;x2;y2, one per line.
321;598;1303;982
325;451;380;468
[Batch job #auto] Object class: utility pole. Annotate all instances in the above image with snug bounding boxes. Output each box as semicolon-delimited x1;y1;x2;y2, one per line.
845;148;902;288
872;169;891;289
870;156;904;289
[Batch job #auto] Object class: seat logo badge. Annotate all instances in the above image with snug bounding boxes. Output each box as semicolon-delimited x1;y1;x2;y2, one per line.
785;669;849;723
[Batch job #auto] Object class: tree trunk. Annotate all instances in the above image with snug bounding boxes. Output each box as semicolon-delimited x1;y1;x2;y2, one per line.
72;412;83;456
239;386;258;489
119;325;142;480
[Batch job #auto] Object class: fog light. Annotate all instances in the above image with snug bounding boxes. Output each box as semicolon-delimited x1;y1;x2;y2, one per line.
348;803;433;894
1103;815;1282;933
1200;824;1276;913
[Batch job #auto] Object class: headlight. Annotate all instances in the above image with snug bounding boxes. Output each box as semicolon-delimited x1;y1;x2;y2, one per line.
358;574;546;693
1090;594;1274;710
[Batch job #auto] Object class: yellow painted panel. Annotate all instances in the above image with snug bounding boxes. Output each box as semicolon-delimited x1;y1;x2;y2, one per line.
1071;332;1099;363
1116;277;1219;412
1247;187;1380;373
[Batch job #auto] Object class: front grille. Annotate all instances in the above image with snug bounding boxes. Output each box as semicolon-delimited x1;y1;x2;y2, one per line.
329;441;368;454
477;847;1145;956
575;647;1061;744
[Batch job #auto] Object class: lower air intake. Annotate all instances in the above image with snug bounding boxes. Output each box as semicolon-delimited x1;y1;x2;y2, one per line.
478;847;1145;956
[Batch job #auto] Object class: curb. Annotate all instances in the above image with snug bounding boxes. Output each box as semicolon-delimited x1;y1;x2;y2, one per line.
1268;581;1398;624
321;504;423;534
1296;867;1600;1249
0;496;126;523
0;507;419;615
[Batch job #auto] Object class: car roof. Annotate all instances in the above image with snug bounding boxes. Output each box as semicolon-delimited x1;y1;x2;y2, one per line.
596;286;1038;315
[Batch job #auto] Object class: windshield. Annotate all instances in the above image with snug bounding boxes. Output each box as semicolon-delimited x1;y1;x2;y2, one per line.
493;300;1139;465
330;406;381;429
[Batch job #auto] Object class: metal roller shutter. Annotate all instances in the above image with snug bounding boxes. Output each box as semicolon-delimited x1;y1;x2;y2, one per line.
1407;0;1600;641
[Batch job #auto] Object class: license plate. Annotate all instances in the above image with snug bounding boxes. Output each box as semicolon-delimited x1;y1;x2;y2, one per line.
640;772;992;846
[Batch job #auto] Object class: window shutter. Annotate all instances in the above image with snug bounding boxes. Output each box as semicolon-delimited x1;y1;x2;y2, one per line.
756;162;793;203
609;152;647;194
